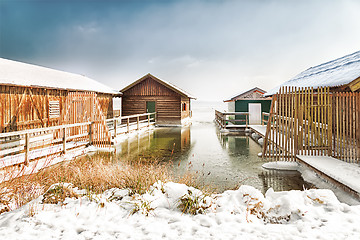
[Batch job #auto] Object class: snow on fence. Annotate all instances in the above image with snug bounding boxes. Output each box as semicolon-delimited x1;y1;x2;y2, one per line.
0;112;156;168
262;86;360;163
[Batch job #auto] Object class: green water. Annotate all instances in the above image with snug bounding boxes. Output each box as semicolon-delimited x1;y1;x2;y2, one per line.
112;101;311;193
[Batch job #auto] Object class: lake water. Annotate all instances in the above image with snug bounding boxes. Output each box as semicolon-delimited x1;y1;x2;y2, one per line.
113;101;311;193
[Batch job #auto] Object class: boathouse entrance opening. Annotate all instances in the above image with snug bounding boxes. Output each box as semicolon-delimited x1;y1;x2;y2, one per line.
248;103;261;125
146;101;156;114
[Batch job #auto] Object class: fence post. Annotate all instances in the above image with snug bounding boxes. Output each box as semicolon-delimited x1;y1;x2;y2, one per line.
89;122;93;145
25;132;29;165
63;127;67;154
148;114;150;127
127;118;130;133
137;116;140;130
114;119;117;137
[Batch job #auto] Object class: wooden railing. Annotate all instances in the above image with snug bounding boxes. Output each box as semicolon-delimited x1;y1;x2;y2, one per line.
0;122;91;167
262;112;270;125
106;112;156;137
215;110;249;128
0;112;157;168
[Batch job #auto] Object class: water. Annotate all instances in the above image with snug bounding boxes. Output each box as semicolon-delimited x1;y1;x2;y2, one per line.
113;101;311;193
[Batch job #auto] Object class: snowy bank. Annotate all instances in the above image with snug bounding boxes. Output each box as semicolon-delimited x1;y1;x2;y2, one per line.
1;181;360;239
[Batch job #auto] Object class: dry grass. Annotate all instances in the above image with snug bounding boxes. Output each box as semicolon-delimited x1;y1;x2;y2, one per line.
0;152;208;213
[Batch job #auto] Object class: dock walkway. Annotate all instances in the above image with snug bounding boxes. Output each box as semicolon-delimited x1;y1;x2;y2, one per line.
248;125;266;137
248;124;360;197
297;155;360;196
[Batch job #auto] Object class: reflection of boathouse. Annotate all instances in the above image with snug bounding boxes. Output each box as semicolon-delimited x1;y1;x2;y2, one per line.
118;127;191;160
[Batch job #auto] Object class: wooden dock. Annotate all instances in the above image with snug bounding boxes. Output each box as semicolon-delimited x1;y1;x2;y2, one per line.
0;112;156;169
297;155;360;198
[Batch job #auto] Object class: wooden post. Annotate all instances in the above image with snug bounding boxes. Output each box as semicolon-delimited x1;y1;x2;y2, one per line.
63;127;67;154
137;116;140;130
89;122;93;145
25;132;29;165
114;119;117;137
148;114;150;127
127;118;130;133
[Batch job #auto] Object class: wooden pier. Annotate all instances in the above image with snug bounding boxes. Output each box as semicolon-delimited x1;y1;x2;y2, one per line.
0;112;156;169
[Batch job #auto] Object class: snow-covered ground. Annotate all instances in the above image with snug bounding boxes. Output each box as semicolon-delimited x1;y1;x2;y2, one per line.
1;181;360;239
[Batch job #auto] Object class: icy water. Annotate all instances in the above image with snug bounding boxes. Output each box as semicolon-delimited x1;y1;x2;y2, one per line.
113;101;311;193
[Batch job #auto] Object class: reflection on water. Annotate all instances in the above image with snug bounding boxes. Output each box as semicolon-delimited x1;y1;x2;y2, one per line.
113;101;311;193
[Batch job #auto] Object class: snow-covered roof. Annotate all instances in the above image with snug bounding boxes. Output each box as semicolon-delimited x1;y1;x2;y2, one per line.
266;50;360;96
0;58;121;95
224;87;268;102
121;73;196;99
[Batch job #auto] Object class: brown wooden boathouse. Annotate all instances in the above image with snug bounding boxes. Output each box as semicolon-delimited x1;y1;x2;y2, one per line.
0;58;121;133
121;74;196;125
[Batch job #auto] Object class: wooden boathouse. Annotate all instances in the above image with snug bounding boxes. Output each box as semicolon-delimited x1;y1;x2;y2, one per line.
224;87;271;125
0;57;121;133
0;58;123;167
260;50;360;196
120;74;196;125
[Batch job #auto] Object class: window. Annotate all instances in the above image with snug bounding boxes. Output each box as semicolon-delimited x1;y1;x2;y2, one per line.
49;100;60;118
182;102;187;111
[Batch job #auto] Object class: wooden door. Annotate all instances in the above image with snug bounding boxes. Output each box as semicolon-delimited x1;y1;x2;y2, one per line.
248;103;261;125
146;101;156;113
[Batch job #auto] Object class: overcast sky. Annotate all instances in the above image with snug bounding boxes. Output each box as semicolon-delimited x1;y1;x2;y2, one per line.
1;0;360;100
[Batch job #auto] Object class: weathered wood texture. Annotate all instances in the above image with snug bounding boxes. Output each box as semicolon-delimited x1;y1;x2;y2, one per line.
62;92;112;147
122;77;190;125
263;86;360;163
0;85;113;133
181;97;191;119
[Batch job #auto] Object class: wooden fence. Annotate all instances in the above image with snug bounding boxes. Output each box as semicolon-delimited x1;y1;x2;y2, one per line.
263;86;360;163
0;112;156;168
215;110;249;128
333;92;360;162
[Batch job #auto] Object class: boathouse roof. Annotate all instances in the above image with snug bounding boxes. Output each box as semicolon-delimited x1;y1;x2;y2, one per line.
121;73;196;99
224;87;269;102
0;58;121;95
266;50;360;96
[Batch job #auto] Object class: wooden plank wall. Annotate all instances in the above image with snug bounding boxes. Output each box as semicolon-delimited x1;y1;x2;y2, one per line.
122;77;184;124
62;92;112;148
333;92;360;163
122;96;181;124
0;85;66;133
181;97;191;119
263;87;360;163
263;86;332;161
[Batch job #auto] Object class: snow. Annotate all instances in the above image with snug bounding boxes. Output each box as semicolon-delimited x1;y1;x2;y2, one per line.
266;50;360;96
297;155;360;194
0;58;119;94
262;161;299;171
1;181;360;239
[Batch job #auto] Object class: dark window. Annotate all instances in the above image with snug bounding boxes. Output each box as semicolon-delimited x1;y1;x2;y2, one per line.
182;103;187;111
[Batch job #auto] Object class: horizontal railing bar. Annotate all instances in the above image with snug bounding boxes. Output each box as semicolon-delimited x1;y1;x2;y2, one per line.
0;122;91;138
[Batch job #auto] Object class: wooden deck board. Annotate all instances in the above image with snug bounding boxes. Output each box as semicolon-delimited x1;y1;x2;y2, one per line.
297;155;360;195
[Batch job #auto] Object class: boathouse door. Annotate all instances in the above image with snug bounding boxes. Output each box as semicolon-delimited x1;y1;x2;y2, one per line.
248;103;261;125
146;101;156;113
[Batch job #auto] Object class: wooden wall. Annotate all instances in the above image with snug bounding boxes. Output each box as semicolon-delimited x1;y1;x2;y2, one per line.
0;85;114;133
122;77;190;125
181;97;190;119
122;96;181;124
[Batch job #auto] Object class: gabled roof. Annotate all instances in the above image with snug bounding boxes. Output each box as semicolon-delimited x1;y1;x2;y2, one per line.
0;58;121;95
266;50;360;96
121;73;196;99
224;87;268;102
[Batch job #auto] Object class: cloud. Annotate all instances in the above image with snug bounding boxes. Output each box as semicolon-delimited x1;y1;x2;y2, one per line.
1;0;360;100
